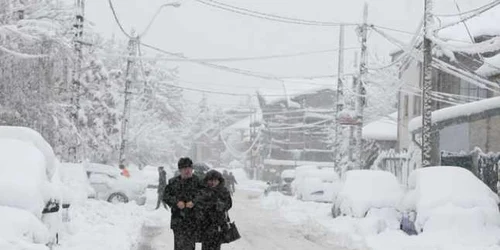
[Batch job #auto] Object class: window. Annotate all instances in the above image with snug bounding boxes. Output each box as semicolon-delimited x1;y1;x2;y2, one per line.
413;96;422;116
404;95;409;117
460;80;489;100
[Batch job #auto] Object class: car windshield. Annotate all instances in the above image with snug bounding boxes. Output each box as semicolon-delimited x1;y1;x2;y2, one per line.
3;1;500;249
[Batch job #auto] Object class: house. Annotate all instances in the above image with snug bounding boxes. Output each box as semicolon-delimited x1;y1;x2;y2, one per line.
362;112;398;150
396;10;500;162
394;5;500;181
361;112;398;170
190;126;224;167
408;96;500;192
256;85;336;181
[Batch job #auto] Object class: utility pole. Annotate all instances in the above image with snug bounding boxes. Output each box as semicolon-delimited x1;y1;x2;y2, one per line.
334;25;345;169
69;0;85;162
354;3;368;169
118;34;138;166
348;53;359;164
422;0;433;167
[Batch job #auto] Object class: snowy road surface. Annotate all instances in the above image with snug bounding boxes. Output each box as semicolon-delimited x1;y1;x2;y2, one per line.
140;189;350;250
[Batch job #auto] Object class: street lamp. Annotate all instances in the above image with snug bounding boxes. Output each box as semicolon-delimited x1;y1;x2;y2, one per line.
140;2;181;38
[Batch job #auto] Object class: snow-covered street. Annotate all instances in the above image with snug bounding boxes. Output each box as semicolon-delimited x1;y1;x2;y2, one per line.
141;190;346;250
140;185;352;250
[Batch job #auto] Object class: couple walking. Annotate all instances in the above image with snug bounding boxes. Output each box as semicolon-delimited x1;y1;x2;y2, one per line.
163;157;233;250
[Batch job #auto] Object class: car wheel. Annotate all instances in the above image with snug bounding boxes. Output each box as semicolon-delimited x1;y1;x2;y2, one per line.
108;193;129;204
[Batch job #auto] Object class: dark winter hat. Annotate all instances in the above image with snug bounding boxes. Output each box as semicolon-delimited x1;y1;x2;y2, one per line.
204;170;225;184
178;157;193;169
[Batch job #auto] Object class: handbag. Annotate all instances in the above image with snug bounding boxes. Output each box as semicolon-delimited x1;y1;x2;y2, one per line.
221;212;241;243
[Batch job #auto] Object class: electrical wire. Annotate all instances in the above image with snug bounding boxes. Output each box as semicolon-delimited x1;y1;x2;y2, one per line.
370;24;499;94
107;0;132;38
97;47;360;63
370;25;416;35
433;0;500;32
433;0;500;17
141;42;351;81
195;0;358;27
159;82;327;97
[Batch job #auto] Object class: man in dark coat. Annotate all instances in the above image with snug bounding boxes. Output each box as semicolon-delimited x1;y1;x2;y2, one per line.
228;172;238;194
163;157;203;250
156;166;167;210
196;170;233;250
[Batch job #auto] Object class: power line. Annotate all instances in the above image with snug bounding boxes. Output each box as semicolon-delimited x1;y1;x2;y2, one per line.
175;79;334;91
370;25;416;35
98;47;360;63
107;0;132;38
141;42;351;81
195;0;359;27
171;47;360;62
433;0;500;17
160;82;305;97
434;0;500;31
141;42;279;80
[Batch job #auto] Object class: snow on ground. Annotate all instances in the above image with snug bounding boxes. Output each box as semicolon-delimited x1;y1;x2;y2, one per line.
56;200;147;250
221;168;268;193
146;188;350;250
261;191;500;250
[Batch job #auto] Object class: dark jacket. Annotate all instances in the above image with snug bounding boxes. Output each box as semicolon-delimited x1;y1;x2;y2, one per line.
228;174;237;185
195;170;232;242
163;175;203;230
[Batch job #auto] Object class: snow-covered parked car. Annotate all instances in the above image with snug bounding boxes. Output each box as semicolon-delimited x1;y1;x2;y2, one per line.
59;163;96;203
85;163;147;205
291;165;321;195
280;169;295;196
332;169;404;230
0;126;66;248
293;167;339;202
401;166;500;234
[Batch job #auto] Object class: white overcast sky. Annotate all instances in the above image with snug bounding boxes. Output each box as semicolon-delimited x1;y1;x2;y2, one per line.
85;0;490;106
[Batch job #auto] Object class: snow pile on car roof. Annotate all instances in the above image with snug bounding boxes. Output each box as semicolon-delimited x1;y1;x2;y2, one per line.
0;139;48;216
0;126;57;179
336;170;403;217
405;166;500;232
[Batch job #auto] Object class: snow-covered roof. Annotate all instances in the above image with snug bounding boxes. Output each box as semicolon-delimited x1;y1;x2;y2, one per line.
223;110;263;133
438;5;500;42
263;159;335;167
258;81;334;106
362;112;398;141
476;53;500;77
435;5;500;77
409;96;500;132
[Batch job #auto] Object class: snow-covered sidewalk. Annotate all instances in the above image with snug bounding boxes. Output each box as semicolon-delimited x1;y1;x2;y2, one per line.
55;199;147;250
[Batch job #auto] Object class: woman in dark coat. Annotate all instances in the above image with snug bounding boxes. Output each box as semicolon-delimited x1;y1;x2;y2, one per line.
195;170;233;250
